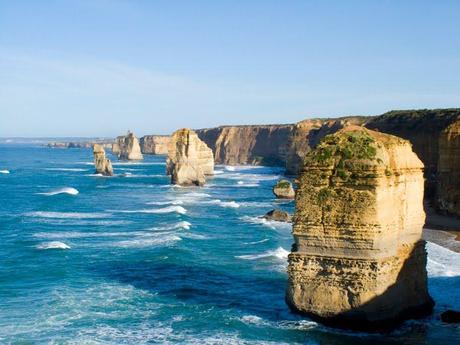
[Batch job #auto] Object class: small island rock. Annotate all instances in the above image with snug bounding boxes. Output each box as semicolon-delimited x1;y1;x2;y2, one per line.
273;179;295;199
93;144;113;176
263;209;292;222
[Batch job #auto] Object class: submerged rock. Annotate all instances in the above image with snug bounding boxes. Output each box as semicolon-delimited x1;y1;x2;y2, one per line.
166;128;214;186
112;131;143;160
93;144;113;176
437;120;460;216
263;209;292;222
441;310;460;323
286;127;433;331
273;179;295;199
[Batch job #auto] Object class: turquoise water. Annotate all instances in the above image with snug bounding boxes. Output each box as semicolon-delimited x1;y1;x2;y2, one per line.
0;144;459;344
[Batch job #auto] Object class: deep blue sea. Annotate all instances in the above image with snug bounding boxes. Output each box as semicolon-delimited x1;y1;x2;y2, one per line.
0;144;459;344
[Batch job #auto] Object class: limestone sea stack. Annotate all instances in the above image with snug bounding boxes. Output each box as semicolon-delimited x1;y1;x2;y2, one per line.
273;179;295;199
286;127;433;330
112;131;143;160
93;144;113;176
166;128;214;186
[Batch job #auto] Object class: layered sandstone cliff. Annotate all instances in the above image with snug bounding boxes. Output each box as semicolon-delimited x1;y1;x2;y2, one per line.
166;128;214;186
286;127;433;330
140;135;171;155
112;132;143;160
366;109;460;198
93;144;113;176
196;125;293;166
437;120;460;216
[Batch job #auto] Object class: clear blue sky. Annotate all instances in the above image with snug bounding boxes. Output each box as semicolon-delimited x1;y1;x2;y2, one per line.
1;0;459;137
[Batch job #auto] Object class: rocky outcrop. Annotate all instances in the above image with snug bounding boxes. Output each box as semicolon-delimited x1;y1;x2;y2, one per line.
140;135;171;155
93;144;113;176
263;209;292;222
112;131;143;160
286;127;433;330
273;179;295;199
166;128;214;186
196;125;293;166
441;310;460;323
436;120;460;216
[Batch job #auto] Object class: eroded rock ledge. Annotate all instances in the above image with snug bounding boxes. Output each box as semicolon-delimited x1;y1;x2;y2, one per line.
286;127;433;331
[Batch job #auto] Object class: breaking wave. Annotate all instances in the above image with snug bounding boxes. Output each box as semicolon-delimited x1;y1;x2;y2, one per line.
26;211;110;219
0;170;10;174
236;247;289;260
36;241;71;250
37;187;79;196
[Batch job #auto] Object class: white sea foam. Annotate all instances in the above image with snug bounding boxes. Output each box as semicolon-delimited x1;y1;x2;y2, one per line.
206;199;240;208
0;170;10;174
37;187;79;196
148;221;192;231
427;241;460;277
44;168;87;172
114;205;187;215
36;241;71;250
26;211;110;219
147;200;184;206
111;162;166;166
236;247;289;260
244;238;269;245
240;216;291;230
113;234;181;248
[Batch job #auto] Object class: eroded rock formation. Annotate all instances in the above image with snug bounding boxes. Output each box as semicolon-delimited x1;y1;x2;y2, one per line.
263;209;292;222
140;135;171;155
437;120;460;216
273;179;295;199
112;131;143;160
286;127;433;330
93;144;113;176
166;128;214;186
196;125;293;166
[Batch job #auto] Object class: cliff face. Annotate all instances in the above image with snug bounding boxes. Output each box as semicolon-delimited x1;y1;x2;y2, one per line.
112;132;143;160
166;128;214;186
196;125;293;166
366;109;460;198
93;144;113;176
286;127;433;330
437;120;460;216
285;117;367;175
140;135;170;155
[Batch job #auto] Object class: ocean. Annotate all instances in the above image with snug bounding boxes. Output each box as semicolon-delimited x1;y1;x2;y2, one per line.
0;144;459;344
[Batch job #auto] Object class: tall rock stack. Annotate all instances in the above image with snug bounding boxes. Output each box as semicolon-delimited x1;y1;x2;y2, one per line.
286;127;433;330
166;128;214;186
437;120;460;216
112;131;143;160
93;144;113;176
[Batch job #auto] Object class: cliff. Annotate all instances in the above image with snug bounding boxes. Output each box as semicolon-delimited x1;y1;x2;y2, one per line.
286;127;433;330
112;132;143;160
366;109;460;199
196;125;293;166
140;135;171;155
166;128;214;186
93;144;113;176
437;120;460;216
285;117;368;174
